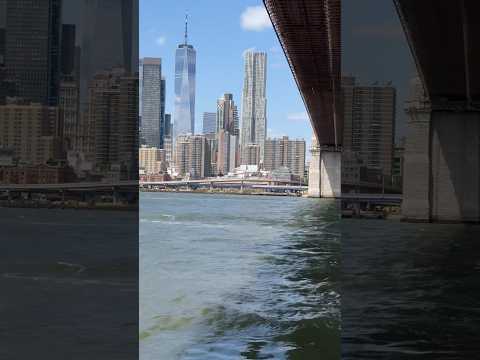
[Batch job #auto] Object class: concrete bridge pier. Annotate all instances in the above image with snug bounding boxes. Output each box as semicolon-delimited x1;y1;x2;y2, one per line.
403;108;480;222
308;144;342;198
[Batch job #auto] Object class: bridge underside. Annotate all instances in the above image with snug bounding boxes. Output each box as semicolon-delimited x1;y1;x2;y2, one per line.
395;0;480;105
396;0;480;222
264;0;342;198
264;0;342;147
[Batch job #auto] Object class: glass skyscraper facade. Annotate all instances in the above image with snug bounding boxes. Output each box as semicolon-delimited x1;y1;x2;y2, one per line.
76;0;138;108
141;57;163;147
173;17;196;140
240;51;267;163
4;0;62;106
160;76;166;146
202;112;216;135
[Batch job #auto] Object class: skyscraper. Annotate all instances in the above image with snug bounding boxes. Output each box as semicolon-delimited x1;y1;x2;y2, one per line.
5;0;62;105
342;76;396;178
77;0;138;106
163;113;173;164
243;144;261;167
215;129;238;175
139;58;143;117
59;24;79;151
61;24;76;77
202;112;216;135
173;15;196;139
214;94;240;175
0;28;6;65
175;134;210;179
217;93;239;134
164;113;172;137
141;57;163;148
161;77;166;139
59;78;79;150
240;51;267;163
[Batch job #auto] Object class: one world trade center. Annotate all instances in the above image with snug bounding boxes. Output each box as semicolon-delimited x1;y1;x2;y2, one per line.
173;15;196;139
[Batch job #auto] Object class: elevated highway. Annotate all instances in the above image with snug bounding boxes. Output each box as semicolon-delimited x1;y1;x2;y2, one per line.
140;177;306;193
0;181;137;191
0;181;138;204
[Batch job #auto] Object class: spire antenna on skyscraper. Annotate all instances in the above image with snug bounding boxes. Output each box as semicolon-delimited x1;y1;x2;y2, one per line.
184;12;188;45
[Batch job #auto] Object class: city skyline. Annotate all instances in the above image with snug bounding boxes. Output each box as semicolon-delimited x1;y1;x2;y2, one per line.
1;0;139;183
140;1;311;150
140;0;414;153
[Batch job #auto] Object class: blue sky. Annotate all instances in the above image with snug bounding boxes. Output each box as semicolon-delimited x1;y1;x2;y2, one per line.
140;0;312;145
140;0;414;150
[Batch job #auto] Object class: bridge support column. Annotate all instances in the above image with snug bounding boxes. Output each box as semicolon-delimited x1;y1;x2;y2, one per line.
403;108;480;222
308;145;341;198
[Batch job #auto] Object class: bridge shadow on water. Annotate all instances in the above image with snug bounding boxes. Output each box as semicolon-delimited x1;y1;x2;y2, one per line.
341;220;480;359
270;199;341;360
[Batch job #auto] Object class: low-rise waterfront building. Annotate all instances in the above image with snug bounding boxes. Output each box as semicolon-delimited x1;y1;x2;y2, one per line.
139;145;166;175
263;136;306;178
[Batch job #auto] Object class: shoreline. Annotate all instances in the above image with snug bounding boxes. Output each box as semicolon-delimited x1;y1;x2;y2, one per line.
140;189;304;197
0;201;138;211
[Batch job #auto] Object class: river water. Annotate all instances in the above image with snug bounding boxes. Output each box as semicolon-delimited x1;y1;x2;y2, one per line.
141;192;480;360
140;192;341;359
0;208;138;359
341;219;480;359
2;193;478;359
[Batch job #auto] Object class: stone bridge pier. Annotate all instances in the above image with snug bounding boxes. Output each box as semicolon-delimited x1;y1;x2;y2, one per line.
308;137;341;198
402;106;480;222
394;0;480;222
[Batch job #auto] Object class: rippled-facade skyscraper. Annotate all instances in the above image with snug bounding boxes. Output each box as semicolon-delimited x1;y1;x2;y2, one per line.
173;15;196;140
240;51;267;163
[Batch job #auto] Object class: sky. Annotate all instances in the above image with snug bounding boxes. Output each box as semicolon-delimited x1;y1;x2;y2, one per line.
140;0;415;151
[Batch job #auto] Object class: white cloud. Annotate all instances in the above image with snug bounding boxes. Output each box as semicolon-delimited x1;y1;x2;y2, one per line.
155;35;167;46
287;112;309;122
240;6;272;32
